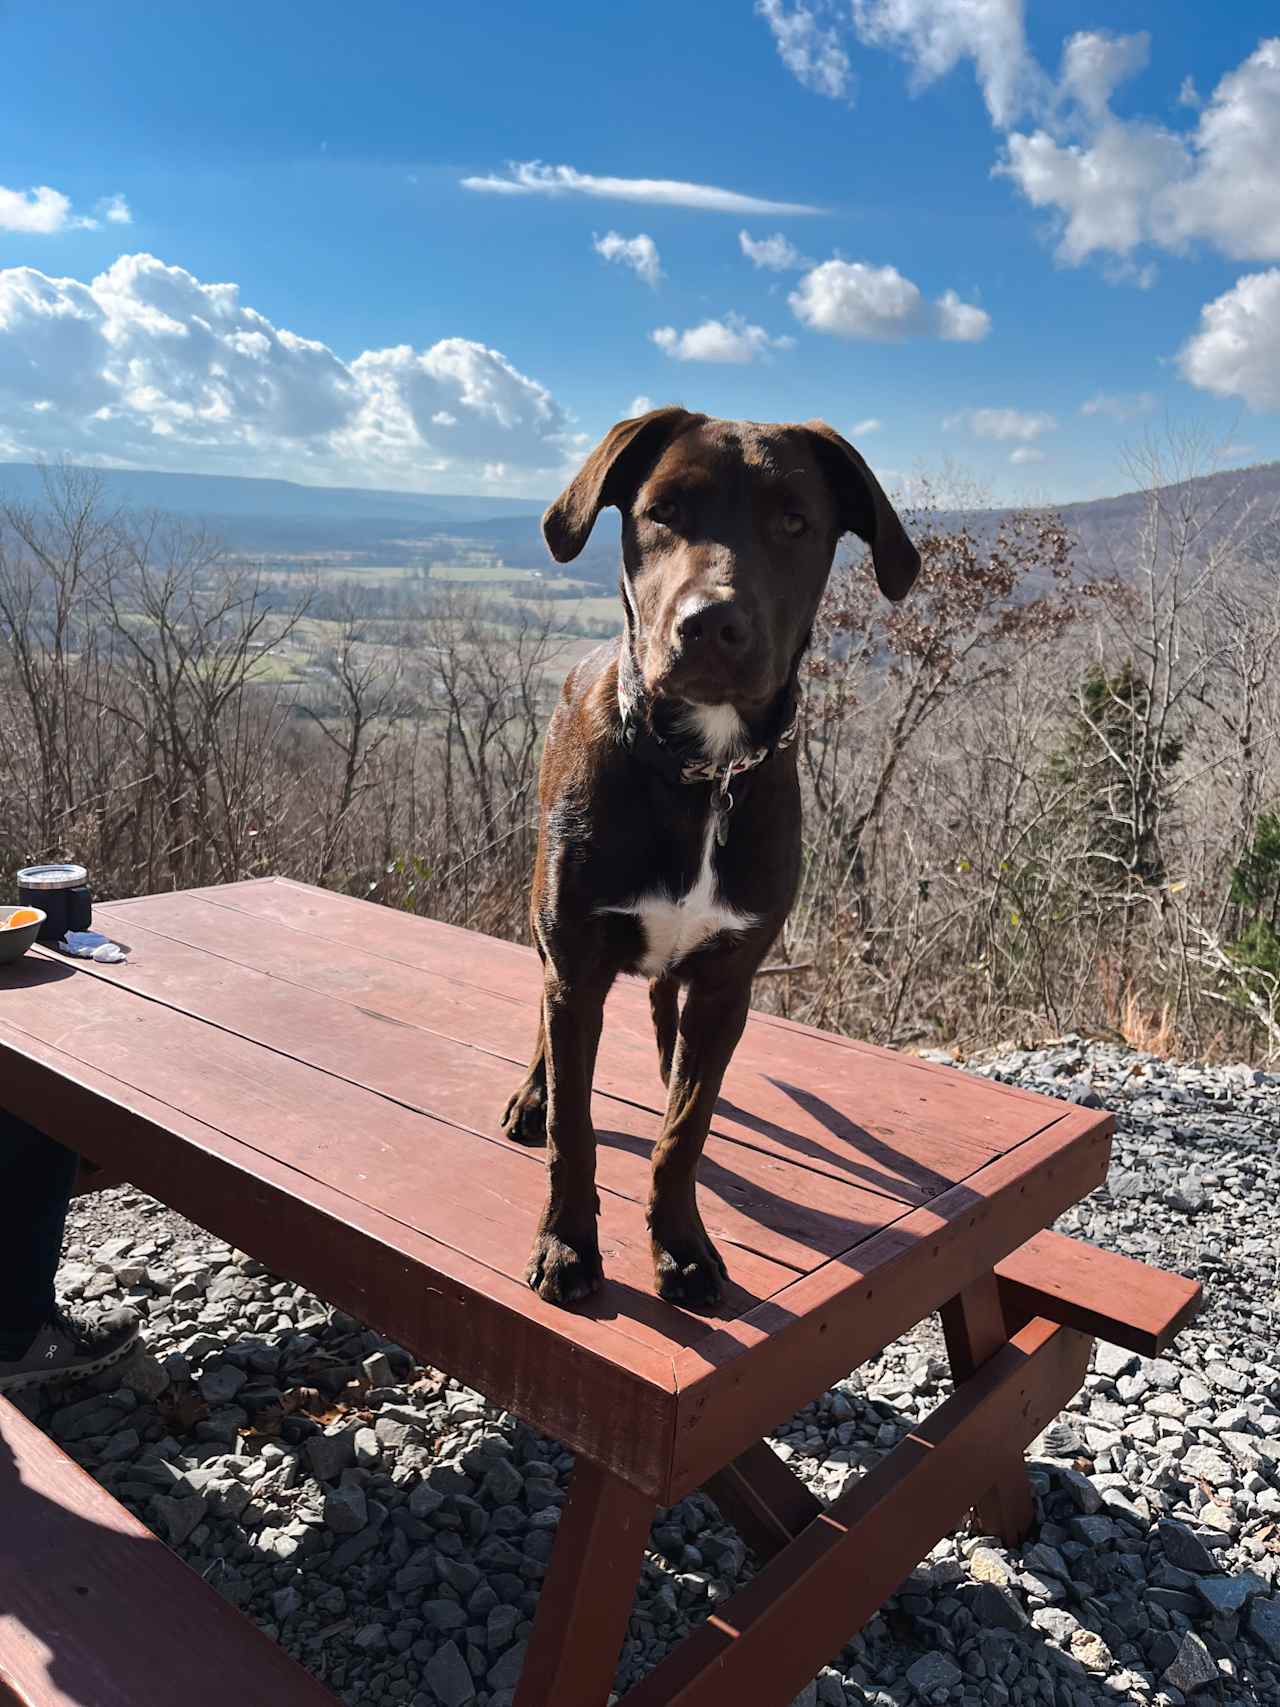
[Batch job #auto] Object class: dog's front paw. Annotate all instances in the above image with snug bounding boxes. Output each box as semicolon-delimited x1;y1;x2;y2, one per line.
525;1230;602;1305
650;1220;728;1309
501;1079;547;1145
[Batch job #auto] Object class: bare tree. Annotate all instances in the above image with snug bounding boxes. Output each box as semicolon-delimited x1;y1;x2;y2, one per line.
0;464;121;854
299;604;408;886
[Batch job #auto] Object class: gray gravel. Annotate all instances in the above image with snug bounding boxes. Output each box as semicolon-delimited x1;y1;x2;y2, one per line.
13;1039;1280;1705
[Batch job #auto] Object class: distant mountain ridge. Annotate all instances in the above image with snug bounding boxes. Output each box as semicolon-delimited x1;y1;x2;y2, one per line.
1006;459;1280;570
1;457;1275;585
0;462;547;528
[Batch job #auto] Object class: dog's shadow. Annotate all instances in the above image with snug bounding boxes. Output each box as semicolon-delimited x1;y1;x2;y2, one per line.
716;1076;958;1201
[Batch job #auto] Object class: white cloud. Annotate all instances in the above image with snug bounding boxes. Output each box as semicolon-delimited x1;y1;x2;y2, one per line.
1009;446;1044;464
628;395;654;416
788;259;990;341
0;183;133;236
756;0;852;101
1167;41;1280;261
1177;269;1280;410
650;314;793;363
1056;30;1150;122
944;407;1056;441
1103;258;1159;289
592;230;662;287
461;160;821;216
851;417;882;434
848;13;1280;277
0;184;96;235
739;229;812;271
790;262;920;340
934;287;992;341
995;121;1187;267
0;252;580;491
997;38;1280;268
851;0;1045;127
1079;390;1156;421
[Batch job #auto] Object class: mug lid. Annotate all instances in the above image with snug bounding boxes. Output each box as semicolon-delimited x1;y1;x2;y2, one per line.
16;863;88;890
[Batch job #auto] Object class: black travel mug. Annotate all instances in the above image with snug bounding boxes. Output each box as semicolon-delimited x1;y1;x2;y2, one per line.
16;864;93;944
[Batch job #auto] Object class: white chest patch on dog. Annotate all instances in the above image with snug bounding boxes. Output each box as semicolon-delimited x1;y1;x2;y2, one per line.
679;702;748;764
599;808;758;978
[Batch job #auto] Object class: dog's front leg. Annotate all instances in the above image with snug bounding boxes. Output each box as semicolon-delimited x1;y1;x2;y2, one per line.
525;967;609;1305
648;975;751;1306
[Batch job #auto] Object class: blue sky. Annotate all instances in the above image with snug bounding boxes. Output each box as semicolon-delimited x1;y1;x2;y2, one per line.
1;1;1278;502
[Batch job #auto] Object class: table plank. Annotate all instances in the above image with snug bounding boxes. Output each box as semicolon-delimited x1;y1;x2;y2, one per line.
996;1229;1202;1356
627;1320;1092;1707
123;881;1065;1201
0;956;793;1364
0;1008;677;1490
74;906;908;1275
0;880;1118;1503
0;1398;342;1707
667;1109;1112;1498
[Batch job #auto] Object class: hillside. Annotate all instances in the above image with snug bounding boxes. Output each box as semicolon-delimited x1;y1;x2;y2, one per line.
972;459;1280;574
0;461;545;548
1;456;1276;585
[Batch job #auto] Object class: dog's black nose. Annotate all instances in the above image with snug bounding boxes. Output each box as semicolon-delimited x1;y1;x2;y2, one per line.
676;600;750;655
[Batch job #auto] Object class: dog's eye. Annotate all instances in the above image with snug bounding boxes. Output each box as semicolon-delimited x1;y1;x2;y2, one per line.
647;499;679;526
782;511;808;537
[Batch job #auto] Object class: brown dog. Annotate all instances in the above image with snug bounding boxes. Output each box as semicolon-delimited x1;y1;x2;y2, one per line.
502;408;919;1306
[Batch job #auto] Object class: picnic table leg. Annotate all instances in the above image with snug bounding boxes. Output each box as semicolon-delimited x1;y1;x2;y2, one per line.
72;1158;127;1196
939;1272;1036;1547
513;1455;654;1707
704;1439;823;1561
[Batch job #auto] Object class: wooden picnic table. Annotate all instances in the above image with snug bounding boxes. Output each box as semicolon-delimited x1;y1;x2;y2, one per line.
0;877;1201;1707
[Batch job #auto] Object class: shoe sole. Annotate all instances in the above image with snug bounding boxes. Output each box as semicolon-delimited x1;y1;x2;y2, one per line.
0;1329;140;1396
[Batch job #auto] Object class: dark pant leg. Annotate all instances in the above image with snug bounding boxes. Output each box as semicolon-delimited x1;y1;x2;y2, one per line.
0;1114;79;1357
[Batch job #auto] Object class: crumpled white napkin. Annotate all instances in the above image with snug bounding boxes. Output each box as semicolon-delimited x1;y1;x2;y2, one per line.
58;930;128;964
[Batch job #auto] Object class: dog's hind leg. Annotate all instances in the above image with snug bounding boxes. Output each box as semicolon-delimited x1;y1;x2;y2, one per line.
649;975;679;1088
648;973;751;1307
501;1008;548;1145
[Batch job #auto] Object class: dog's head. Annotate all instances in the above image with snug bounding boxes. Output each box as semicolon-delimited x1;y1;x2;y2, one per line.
542;407;919;715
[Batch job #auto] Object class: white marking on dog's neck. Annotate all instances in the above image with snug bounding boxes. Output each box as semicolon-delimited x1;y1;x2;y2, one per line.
597;798;757;978
678;702;748;765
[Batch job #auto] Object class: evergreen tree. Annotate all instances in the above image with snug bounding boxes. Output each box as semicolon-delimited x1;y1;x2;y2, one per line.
1049;660;1183;892
1229;811;1280;991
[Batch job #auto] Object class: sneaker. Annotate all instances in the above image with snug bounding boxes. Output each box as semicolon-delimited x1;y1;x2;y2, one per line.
0;1306;140;1394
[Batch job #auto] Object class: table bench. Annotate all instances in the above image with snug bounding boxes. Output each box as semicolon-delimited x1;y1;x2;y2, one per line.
0;877;1201;1707
0;1395;342;1707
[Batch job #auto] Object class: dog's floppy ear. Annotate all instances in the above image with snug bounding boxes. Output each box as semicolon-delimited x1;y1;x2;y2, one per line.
543;406;703;563
801;421;920;602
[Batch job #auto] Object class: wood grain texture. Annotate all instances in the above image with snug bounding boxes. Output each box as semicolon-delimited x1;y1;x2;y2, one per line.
668;1112;1112;1499
0;1397;340;1707
625;1319;1092;1707
62;903;907;1275
0;1019;679;1493
702;1441;823;1561
131;881;1070;1197
0;883;1205;1707
512;1458;654;1707
0;881;1122;1504
1;956;792;1350
940;1273;1036;1546
995;1228;1202;1354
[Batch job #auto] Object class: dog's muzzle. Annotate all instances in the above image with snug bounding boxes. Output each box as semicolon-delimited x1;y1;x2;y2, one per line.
655;596;766;702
